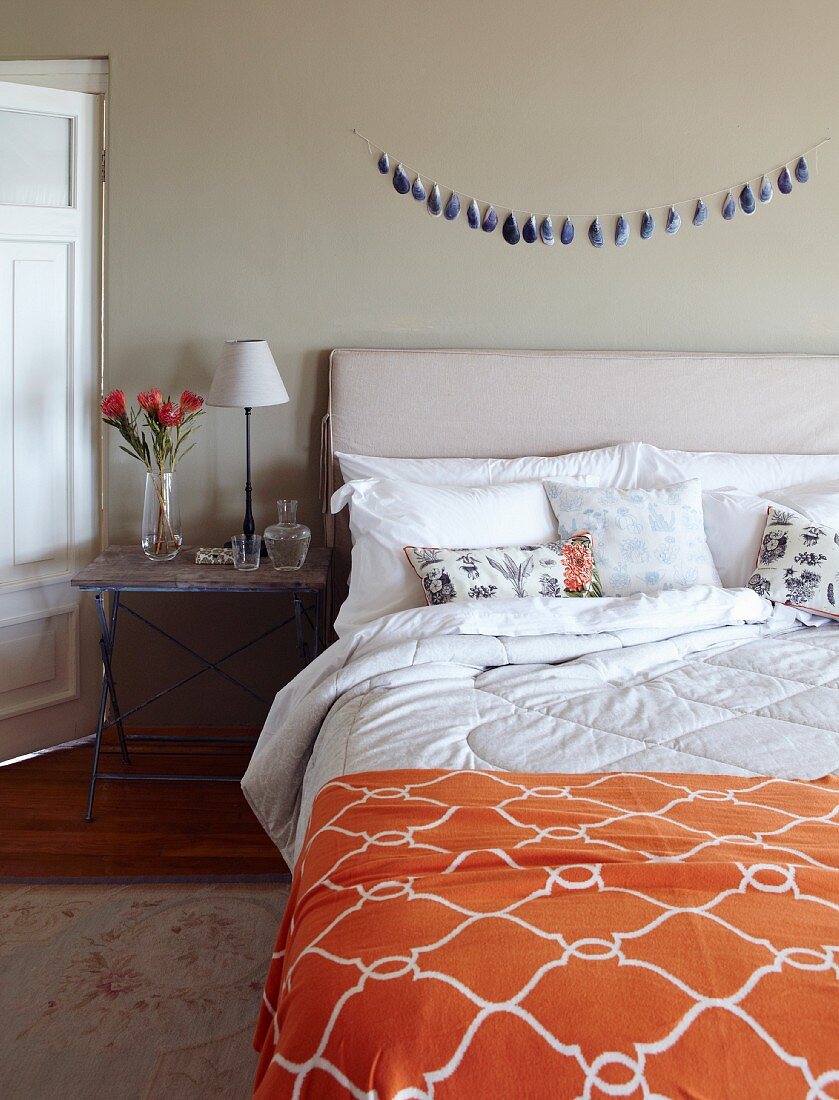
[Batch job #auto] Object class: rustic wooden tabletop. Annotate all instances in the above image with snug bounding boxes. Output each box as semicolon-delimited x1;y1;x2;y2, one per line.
71;545;332;593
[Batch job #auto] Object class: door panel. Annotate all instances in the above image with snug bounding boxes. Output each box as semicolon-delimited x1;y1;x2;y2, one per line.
0;244;71;578
0;80;101;760
0;605;78;720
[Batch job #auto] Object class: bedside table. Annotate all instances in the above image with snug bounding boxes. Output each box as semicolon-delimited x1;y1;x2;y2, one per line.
71;545;332;821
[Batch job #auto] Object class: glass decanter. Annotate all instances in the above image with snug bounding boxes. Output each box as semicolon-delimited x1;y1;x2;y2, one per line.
264;499;311;570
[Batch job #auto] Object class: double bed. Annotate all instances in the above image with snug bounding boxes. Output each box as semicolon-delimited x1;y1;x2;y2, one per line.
243;350;839;1098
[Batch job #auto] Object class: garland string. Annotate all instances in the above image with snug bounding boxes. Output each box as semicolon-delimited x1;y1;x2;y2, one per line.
352;128;829;220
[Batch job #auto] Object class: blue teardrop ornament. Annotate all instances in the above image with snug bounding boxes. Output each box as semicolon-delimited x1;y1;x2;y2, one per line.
502;212;521;245
392;163;410;195
443;192;461;221
778;167;793;195
759;175;772;203
665;206;681;234
615;215;630;247
482;205;498;232
377;151;390;174
523;215;538;244
796;156;809;183
560;217;575;245
722;191;736;219
640;211;655;239
692;198;708;227
411;175;426;202
466;199;480;229
427;184;443;216
740;183;756;215
540;216;555;246
588;217;604;248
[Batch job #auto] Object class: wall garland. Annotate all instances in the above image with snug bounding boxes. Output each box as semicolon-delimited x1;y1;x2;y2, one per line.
353;129;828;248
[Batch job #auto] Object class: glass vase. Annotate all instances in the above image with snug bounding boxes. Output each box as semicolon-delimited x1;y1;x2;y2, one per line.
141;471;182;561
264;499;311;570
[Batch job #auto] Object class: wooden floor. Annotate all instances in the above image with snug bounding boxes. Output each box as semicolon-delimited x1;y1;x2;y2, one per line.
0;729;288;879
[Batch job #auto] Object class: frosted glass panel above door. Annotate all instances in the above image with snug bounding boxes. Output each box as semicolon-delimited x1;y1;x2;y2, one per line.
0;109;72;207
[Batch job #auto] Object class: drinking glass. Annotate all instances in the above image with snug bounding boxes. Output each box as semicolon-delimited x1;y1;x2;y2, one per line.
231;534;262;570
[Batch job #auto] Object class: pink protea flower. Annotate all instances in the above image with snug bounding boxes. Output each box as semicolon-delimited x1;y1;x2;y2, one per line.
179;389;204;415
137;389;163;415
100;389;127;420
158;401;183;427
561;539;594;592
100;384;204;478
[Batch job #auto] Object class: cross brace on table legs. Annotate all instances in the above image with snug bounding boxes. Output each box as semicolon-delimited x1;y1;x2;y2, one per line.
84;588;321;821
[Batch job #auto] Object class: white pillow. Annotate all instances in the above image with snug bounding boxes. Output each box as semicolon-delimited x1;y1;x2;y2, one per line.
543;478;721;596
774;479;839;528
703;480;839;588
331;477;591;635
336;442;644;488
638;443;839;494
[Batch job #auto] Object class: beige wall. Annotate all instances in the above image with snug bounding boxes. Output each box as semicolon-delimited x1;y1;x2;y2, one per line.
6;0;838;725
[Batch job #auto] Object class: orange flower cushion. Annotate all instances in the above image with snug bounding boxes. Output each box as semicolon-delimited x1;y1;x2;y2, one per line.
254;770;839;1099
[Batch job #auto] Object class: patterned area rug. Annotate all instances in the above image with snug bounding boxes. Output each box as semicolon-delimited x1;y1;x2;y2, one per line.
0;882;289;1099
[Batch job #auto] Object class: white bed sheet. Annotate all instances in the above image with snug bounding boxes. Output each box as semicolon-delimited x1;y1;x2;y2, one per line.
242;587;839;865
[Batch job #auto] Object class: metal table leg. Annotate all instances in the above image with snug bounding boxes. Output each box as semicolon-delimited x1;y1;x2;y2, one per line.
98;592;130;764
312;589;321;659
85;591;130;822
293;589;323;664
84;584;325;820
293;592;310;665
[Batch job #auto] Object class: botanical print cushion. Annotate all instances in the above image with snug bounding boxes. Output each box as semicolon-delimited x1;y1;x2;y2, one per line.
747;507;839;619
404;536;601;605
543;478;721;597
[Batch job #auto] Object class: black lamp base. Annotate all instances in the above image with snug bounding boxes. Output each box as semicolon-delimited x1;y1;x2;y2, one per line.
223;406;272;557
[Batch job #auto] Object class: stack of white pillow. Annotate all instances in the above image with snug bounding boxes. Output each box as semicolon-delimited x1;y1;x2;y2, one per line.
331;442;839;636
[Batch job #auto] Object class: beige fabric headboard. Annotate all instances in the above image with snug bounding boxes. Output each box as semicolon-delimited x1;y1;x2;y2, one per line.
322;348;839;614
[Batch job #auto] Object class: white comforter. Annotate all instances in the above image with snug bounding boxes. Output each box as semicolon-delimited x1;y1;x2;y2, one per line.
241;587;839;865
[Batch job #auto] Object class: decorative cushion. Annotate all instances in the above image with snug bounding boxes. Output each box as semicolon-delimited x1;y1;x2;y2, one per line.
543;478;721;597
704;480;839;589
404;536;601;605
330;478;587;635
747;508;839;620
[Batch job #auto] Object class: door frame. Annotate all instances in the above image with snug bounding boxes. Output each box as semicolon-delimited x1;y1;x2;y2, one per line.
0;58;109;550
0;59;109;763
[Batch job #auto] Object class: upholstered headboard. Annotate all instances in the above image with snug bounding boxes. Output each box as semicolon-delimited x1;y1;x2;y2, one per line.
322;348;839;612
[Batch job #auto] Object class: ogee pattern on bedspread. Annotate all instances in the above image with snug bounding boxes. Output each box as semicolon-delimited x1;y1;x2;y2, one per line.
254;769;839;1100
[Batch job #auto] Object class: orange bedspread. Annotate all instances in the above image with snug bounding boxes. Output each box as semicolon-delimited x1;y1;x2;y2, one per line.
254;770;839;1099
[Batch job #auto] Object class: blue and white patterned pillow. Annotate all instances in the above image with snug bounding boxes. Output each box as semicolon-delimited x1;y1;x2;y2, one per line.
747;507;839;620
542;478;721;596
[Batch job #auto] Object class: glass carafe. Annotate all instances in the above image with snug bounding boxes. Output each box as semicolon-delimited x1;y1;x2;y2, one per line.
264;499;311;570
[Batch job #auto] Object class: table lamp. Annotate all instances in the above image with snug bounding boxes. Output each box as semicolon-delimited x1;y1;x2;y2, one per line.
207;339;289;546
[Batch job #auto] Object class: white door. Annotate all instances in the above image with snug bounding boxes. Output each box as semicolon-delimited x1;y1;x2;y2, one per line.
0;80;102;761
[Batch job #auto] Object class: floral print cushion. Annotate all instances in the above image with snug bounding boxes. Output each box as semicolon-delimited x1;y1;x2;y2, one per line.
748;507;839;620
543;478;720;597
404;536;601;605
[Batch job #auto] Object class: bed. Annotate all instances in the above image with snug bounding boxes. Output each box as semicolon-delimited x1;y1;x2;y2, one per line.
243;350;839;1099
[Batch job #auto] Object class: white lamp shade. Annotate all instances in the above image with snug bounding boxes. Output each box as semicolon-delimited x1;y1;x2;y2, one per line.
207;339;290;408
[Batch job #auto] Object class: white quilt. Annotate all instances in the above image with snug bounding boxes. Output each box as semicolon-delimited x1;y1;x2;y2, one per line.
241;587;839;865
